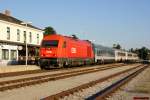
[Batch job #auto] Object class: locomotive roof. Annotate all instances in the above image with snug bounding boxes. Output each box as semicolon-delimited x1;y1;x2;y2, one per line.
44;34;92;44
51;34;91;42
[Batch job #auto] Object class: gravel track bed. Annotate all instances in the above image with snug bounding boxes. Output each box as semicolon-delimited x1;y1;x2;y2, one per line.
106;65;150;100
0;64;124;82
0;64;139;100
55;65;143;100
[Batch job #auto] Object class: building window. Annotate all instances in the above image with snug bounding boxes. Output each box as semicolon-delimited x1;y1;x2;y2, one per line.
11;50;17;60
37;34;39;44
24;31;26;43
17;29;20;41
29;32;32;43
2;49;9;60
7;27;10;40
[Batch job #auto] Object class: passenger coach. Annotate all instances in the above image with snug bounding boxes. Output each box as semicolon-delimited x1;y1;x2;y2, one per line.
93;44;115;64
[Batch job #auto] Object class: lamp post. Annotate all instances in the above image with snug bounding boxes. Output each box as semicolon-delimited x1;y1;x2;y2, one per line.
21;22;32;66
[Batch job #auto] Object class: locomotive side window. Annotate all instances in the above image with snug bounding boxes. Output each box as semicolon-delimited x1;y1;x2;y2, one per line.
63;41;66;48
42;40;59;47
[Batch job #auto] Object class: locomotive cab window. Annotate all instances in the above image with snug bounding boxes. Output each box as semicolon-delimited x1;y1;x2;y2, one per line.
42;40;59;47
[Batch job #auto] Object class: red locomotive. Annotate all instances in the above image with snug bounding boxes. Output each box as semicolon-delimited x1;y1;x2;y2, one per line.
39;34;94;69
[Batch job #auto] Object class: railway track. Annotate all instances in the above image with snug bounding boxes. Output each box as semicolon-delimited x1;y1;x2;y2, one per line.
42;64;147;100
0;63;123;78
0;63;127;91
87;65;147;100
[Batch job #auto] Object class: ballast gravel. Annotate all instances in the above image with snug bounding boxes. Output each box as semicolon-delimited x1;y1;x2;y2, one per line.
0;64;140;100
107;65;150;100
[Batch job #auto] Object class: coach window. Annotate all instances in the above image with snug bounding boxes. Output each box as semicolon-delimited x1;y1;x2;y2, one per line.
96;50;98;55
63;41;66;48
97;50;101;56
128;54;132;57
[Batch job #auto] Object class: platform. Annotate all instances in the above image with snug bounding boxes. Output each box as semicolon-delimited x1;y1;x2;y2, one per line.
0;65;40;73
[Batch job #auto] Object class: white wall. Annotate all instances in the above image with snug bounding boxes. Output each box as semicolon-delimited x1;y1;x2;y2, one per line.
0;20;43;45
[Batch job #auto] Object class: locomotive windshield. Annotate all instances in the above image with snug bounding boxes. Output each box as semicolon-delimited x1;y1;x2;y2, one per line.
42;40;59;47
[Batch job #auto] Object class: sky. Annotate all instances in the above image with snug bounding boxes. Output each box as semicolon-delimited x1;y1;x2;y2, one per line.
0;0;150;49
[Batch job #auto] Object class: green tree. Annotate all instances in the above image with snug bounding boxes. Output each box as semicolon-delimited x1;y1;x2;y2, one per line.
113;44;121;49
128;47;150;60
43;26;56;36
138;47;149;60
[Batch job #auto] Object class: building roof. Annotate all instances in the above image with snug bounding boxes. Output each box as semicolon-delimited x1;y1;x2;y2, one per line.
0;13;43;31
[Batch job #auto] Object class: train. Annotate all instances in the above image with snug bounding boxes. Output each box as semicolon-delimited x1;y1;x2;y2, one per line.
39;34;139;69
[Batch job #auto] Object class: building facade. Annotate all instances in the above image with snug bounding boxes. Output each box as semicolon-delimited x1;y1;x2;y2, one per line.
0;11;43;65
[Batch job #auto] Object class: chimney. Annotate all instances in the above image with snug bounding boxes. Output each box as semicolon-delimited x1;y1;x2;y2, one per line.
4;10;11;16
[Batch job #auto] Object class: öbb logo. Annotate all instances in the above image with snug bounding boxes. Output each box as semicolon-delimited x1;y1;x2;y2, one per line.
71;47;76;53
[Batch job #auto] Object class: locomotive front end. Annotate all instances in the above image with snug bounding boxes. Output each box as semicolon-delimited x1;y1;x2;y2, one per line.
39;37;60;69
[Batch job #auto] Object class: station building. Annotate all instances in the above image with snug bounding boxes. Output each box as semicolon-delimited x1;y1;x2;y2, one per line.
0;10;43;65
